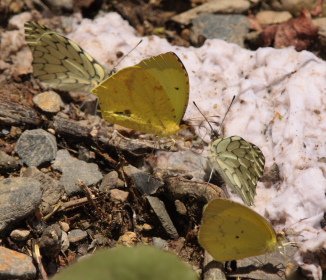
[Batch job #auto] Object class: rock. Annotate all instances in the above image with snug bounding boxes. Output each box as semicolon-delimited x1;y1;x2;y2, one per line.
59;221;70;232
52;149;103;195
99;171;119;192
10;229;30;241
0;177;42;234
39;224;62;258
191;14;250;47
78;146;96;162
136;223;153;232
256;11;292;25
22;166;64;205
93;233;108;246
61;231;70;251
15;129;57;167
172;0;250;25
33;91;63;113
124;165;164;195
175;200;187;215
110;189;129;202
313;17;326;35
0;247;36;279
266;0;316;17
117;231;137;246
146;196;179;240
152;237;168;249
0;151;20;170
68;229;88;244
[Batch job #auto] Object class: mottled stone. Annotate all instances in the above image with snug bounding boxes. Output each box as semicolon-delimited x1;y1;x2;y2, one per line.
0;177;42;234
0;247;36;279
52;149;102;195
15;129;57;167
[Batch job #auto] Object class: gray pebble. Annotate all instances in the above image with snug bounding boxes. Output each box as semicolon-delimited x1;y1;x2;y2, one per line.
0;177;42;233
52;149;103;195
10;229;31;241
68;229;88;244
146;196;179;240
22;166;64;205
15;129;57;167
99;171;119;192
152;237;168;249
124;165;163;195
191;14;250;47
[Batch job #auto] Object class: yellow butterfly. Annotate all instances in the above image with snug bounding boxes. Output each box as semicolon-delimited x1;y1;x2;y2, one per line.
24;21;111;92
91;52;189;137
210;135;265;206
198;199;284;262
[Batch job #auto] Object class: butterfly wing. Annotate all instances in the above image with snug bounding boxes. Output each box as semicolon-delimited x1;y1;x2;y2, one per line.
92;52;189;136
136;52;189;125
24;21;109;92
210;136;265;206
198;199;278;262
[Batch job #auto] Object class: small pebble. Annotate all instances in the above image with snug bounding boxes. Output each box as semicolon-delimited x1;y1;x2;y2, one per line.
33;91;63;113
61;231;70;251
59;222;70;232
68;229;88;244
117;231;137;246
152;237;168;249
99;171;119;192
110;189;129;203
175;200;187;215
10;229;30;241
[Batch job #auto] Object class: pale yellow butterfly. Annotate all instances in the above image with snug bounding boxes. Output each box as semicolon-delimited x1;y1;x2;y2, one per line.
24;21;112;92
198;198;284;261
91;52;189;136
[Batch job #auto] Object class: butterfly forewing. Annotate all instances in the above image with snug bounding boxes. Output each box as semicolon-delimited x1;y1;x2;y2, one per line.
210;136;265;206
24;21;109;92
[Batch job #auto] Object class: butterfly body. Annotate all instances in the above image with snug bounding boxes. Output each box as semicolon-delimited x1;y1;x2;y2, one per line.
210;135;265;206
198;199;281;262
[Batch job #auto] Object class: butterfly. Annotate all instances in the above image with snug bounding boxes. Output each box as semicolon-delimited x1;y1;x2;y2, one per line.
198;198;284;262
24;21;111;92
91;52;189;137
209;134;265;206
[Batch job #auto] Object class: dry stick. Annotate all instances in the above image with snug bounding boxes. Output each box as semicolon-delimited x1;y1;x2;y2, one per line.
32;240;48;280
78;180;102;216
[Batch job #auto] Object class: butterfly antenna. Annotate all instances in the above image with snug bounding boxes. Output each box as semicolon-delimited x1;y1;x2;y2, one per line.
193;95;235;140
193;101;216;137
216;95;235;137
113;40;143;70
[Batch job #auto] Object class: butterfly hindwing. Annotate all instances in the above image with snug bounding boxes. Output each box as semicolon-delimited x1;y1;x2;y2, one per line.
24;21;109;92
